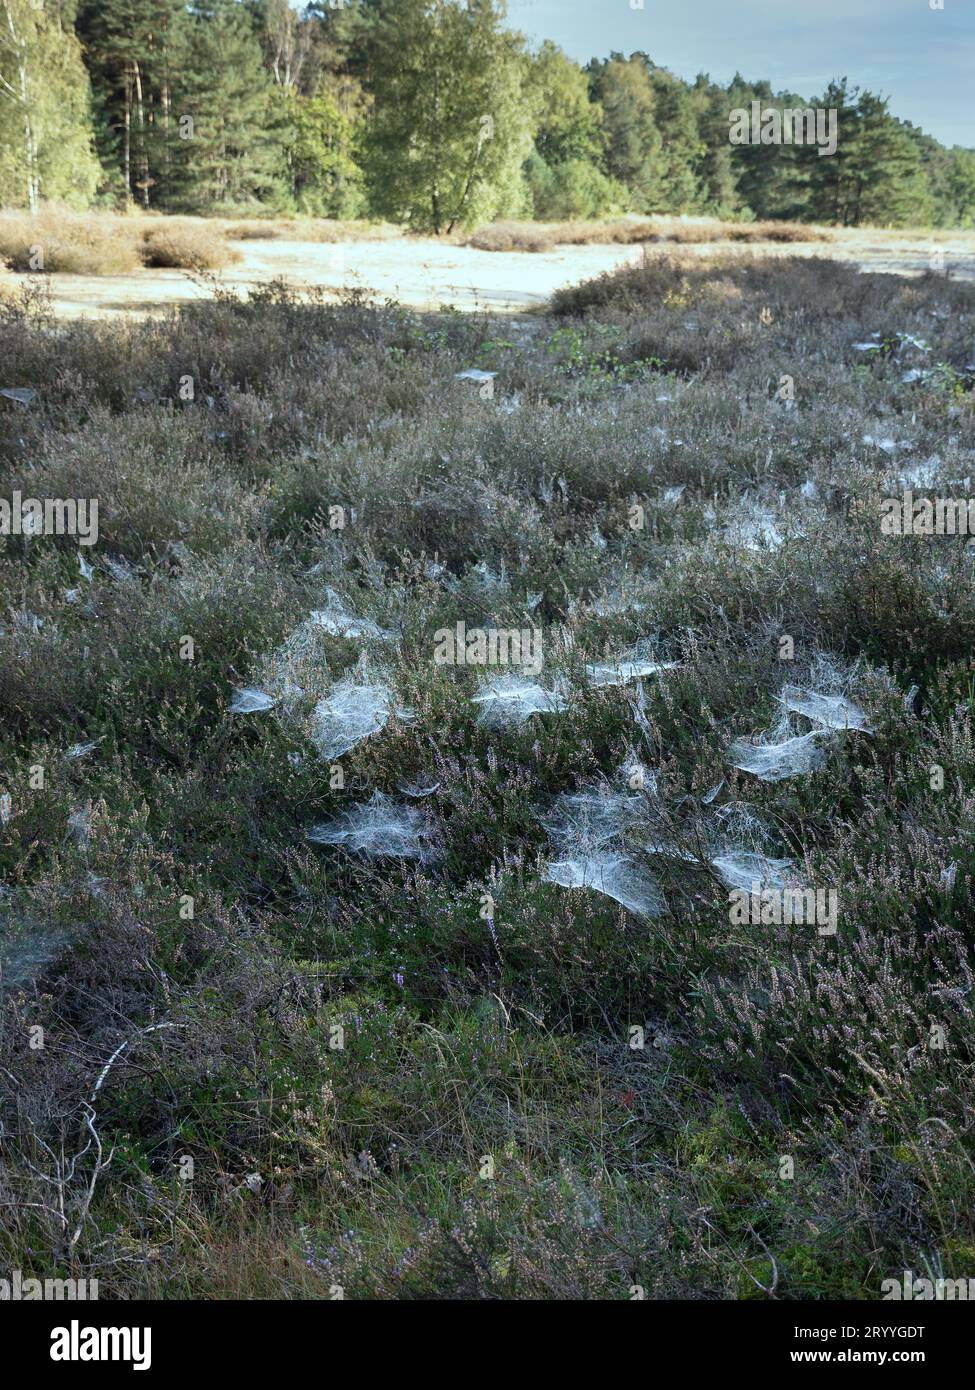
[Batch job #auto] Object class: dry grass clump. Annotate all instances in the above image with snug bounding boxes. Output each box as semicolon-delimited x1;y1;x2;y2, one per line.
222;217;402;243
551;247;846;314
140;221;242;271
640;218;826;245
0;208;243;274
222;219;288;241
0;208;143;274
0;209;824;282
466;216;828;253
725;220;828;243
465;220;559;252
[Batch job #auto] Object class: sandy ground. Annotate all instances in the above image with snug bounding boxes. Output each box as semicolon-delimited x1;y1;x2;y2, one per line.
23;226;975;321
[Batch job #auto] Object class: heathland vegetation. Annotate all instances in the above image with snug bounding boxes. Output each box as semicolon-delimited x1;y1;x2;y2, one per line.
2;0;974;232
3;0;975;1309
1;253;974;1296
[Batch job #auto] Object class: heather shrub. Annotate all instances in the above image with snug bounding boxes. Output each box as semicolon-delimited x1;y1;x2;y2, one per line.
2;251;975;1300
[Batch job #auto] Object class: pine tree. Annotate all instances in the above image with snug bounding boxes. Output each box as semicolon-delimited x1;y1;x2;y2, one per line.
167;0;288;210
587;54;664;212
648;64;702;212
76;0;187;206
690;75;740;217
725;76;810;220
851;93;931;226
803;79;863;224
804;83;931;227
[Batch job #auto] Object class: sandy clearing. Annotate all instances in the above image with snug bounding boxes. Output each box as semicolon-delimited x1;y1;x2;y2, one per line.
19;226;975;321
34;238;647;320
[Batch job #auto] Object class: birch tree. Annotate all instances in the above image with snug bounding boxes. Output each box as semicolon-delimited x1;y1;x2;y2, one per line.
0;0;39;211
364;0;531;234
0;0;100;210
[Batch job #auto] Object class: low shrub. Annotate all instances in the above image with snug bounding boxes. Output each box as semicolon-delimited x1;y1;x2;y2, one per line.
465;216;829;253
0;209;142;274
140;222;242;271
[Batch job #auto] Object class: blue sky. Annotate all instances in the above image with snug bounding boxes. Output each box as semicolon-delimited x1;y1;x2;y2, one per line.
504;0;975;148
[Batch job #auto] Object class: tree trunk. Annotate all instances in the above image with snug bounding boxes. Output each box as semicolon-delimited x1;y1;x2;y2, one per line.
431;65;442;234
161;78;170;189
123;68;132;200
447;132;484;235
23;103;37;212
134;60;149;208
22;104;37;213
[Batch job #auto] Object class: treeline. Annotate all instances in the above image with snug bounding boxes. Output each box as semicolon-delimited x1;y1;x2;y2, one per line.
3;0;974;229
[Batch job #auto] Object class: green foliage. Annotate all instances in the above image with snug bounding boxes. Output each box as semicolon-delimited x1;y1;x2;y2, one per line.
805;80;933;227
0;0;101;209
691;76;743;217
587;53;665;213
75;0;190;207
946;147;975;227
363;0;532;233
648;66;703;212
524;151;627;221
283;79;366;218
529;40;603;167
165;0;289;211
1;5;969;228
